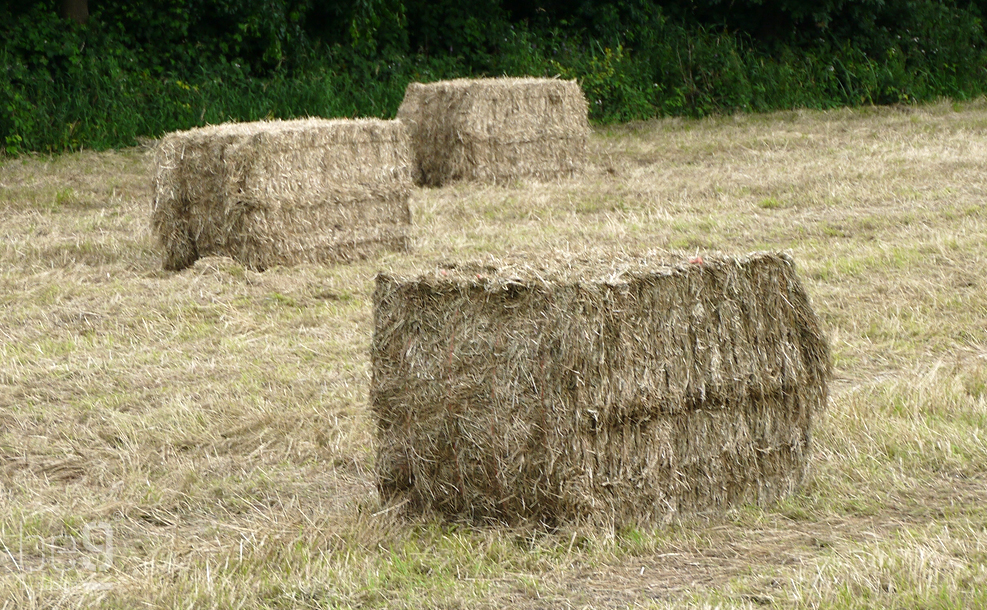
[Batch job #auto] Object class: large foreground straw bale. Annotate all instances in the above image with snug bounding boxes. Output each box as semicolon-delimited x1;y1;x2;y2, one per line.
396;77;589;186
371;252;831;526
151;118;411;271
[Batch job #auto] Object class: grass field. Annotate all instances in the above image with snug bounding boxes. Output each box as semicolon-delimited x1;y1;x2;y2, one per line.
1;100;986;609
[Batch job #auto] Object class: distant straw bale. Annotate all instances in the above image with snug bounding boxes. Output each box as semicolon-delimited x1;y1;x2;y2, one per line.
151;118;412;271
396;77;590;186
371;251;831;526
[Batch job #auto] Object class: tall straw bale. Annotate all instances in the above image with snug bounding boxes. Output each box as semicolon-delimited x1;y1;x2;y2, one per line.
151;118;412;271
396;78;590;186
371;252;831;526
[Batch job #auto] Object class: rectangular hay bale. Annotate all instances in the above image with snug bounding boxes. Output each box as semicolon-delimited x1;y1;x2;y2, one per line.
371;252;831;526
396;77;590;187
151;118;412;271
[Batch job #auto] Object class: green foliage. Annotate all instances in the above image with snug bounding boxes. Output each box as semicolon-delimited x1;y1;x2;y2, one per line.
0;5;137;153
3;0;987;154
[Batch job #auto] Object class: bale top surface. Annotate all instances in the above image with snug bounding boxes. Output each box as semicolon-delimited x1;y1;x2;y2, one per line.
405;77;581;91
159;117;404;143
378;250;789;288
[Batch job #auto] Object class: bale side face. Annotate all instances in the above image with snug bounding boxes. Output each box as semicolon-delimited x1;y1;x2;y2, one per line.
397;78;590;187
151;118;412;271
370;252;831;526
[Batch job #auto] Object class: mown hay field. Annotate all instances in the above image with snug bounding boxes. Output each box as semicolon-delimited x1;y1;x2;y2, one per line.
1;100;986;609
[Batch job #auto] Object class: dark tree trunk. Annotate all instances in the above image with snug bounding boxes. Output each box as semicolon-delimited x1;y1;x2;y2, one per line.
61;0;88;25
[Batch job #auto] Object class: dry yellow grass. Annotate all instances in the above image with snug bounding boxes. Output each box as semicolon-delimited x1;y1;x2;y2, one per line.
1;100;986;608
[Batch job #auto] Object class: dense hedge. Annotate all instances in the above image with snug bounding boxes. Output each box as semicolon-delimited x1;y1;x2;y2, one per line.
2;0;986;154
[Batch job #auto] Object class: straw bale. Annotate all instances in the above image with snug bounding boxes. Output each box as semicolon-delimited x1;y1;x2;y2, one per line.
396;77;590;186
151;118;412;271
371;251;831;526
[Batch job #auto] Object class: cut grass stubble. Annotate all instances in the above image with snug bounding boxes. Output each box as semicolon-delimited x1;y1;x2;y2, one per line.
1;100;987;608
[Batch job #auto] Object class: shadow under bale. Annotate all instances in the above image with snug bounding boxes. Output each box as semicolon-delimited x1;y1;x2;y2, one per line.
371;251;831;527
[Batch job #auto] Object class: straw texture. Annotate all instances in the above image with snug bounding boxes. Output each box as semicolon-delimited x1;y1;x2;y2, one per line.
396;77;590;186
151;118;412;270
371;251;831;526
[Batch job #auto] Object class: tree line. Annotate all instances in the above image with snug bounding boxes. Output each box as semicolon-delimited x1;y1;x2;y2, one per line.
2;0;986;153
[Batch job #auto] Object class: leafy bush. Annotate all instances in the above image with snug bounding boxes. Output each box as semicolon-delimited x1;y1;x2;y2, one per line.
3;0;987;154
